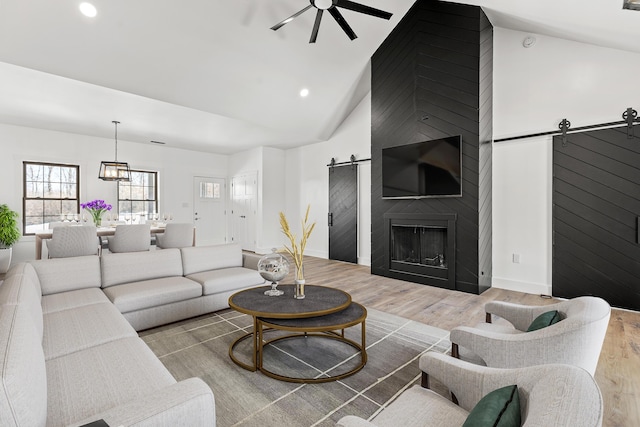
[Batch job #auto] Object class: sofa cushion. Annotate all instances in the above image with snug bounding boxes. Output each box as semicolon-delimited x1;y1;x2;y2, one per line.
46;337;176;427
181;243;243;276
527;310;561;332
462;385;520;427
100;249;184;288
30;255;102;295
102;276;203;313
41;288;111;314
0;305;47;427
43;302;137;360
371;385;468;426
187;267;265;295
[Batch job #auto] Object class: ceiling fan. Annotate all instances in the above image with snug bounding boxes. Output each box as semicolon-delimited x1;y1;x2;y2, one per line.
271;0;393;43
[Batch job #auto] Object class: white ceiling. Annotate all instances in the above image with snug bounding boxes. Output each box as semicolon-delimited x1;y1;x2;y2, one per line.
0;0;639;154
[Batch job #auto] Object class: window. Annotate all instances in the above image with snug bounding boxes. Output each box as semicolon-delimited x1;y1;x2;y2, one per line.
117;170;158;222
23;161;79;234
199;181;222;199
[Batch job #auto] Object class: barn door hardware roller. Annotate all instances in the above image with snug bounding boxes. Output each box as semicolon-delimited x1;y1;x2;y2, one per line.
326;155;371;168
623;107;638;139
559;119;571;147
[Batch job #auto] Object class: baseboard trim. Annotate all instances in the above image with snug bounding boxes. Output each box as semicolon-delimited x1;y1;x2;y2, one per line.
492;277;551;296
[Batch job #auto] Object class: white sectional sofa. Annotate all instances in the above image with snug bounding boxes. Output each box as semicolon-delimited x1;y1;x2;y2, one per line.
0;243;265;427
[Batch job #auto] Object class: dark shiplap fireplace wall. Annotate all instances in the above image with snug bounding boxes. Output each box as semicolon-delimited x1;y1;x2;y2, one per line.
370;0;493;294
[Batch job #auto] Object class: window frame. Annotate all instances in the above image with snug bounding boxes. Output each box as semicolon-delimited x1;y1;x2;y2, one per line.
117;169;159;222
22;161;80;235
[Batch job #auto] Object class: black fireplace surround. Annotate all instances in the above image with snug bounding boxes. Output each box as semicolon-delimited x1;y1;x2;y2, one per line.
370;0;493;295
383;213;457;289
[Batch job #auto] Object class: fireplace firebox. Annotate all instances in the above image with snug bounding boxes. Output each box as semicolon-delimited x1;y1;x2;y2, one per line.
383;213;456;289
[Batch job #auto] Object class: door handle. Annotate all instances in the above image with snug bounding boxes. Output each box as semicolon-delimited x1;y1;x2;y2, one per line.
240;215;246;219
328;213;333;226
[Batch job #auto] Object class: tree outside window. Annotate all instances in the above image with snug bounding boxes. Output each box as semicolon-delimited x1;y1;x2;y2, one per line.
23;162;79;234
117;170;158;223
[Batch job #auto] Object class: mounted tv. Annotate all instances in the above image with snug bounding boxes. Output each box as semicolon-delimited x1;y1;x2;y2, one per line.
382;135;462;199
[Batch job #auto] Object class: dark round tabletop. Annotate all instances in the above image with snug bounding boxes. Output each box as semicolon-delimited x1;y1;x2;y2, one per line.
229;285;351;319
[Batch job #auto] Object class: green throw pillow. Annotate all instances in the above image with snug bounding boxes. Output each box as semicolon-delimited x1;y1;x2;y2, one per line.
527;310;561;332
462;385;521;427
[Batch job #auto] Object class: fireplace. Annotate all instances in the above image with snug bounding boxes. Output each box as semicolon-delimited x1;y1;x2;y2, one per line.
383;213;456;289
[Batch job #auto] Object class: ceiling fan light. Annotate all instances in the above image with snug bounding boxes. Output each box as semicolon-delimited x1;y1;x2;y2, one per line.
314;0;333;10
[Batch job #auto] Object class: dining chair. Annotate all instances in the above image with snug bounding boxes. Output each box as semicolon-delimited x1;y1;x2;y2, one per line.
46;225;100;258
47;221;68;229
106;224;151;253
155;223;194;249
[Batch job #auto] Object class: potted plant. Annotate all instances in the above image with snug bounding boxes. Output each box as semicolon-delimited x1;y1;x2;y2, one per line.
0;204;21;274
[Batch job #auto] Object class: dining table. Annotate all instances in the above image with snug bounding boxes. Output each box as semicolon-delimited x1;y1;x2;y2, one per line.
33;224;188;260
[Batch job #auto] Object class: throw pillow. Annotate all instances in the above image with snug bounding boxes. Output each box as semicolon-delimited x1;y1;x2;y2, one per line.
527;310;561;332
462;384;521;427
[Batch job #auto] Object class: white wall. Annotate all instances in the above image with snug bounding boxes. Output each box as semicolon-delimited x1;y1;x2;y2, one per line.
0;123;228;265
228;146;286;254
492;28;640;294
258;147;286;254
285;92;372;264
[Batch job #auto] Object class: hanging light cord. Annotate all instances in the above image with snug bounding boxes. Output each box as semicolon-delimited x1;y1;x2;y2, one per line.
112;120;120;161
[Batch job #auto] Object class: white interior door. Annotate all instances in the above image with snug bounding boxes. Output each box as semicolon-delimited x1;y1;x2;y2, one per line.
193;176;227;246
231;172;257;251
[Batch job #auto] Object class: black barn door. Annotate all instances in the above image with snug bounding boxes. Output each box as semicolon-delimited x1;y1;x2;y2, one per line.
553;127;640;310
329;164;358;263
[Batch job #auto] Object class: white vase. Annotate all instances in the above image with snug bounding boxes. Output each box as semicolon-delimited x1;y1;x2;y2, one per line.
0;247;12;274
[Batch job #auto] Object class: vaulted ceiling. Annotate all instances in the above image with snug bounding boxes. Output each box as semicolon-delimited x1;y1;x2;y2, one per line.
0;0;638;154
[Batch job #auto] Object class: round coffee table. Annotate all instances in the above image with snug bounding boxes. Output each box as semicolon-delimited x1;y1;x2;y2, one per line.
228;285;367;383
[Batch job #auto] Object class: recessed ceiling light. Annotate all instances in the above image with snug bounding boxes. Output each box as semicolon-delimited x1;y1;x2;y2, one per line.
79;2;97;18
623;0;640;10
300;88;310;97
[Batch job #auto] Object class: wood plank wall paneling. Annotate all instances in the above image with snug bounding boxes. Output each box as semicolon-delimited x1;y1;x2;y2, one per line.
371;0;493;294
553;127;640;310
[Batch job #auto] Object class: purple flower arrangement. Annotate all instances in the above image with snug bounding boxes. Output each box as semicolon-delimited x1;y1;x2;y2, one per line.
81;199;112;226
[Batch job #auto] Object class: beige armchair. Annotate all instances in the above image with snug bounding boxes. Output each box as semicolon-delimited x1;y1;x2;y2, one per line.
449;296;611;375
337;352;603;427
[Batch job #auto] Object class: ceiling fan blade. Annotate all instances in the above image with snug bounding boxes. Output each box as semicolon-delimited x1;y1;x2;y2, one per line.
309;9;324;43
328;7;357;40
335;0;392;20
271;5;313;31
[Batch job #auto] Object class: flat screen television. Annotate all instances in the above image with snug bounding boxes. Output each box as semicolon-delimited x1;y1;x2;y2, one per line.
382;135;462;199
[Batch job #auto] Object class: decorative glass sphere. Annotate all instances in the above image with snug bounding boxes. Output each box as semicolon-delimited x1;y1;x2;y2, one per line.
258;249;289;296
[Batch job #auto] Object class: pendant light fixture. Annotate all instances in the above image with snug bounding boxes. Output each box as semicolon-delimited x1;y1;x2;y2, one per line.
99;120;131;181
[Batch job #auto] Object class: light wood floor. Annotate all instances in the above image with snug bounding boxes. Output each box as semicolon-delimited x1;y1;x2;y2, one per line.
296;256;639;427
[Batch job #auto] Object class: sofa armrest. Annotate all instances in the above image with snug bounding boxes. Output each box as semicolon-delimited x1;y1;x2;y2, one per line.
419;351;489;412
70;378;215;427
242;251;262;271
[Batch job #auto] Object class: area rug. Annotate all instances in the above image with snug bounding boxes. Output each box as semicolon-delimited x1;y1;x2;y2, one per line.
140;307;452;427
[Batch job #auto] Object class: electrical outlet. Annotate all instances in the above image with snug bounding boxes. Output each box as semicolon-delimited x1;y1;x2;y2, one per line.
512;253;521;264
